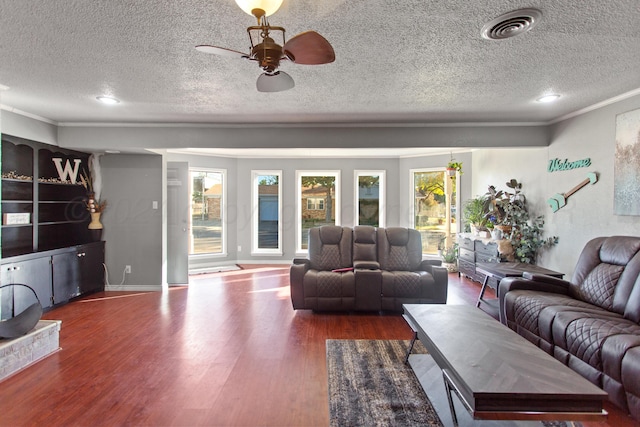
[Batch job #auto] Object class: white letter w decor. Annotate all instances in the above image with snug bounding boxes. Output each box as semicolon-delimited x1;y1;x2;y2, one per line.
52;158;82;184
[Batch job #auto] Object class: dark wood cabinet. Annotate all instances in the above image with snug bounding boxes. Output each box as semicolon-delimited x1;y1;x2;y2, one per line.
1;134;103;310
52;251;82;304
457;233;500;286
1;134;92;258
1;242;105;309
1;257;53;311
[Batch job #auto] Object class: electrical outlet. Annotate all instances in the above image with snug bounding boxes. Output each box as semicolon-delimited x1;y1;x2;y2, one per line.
125;265;131;274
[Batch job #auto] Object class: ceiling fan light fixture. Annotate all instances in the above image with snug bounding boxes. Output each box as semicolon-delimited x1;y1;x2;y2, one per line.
256;71;294;92
234;0;283;17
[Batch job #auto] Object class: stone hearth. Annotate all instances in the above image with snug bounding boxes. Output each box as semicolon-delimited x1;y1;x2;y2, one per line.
0;320;61;381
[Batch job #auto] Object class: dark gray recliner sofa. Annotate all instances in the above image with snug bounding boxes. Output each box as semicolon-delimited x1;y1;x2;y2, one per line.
290;225;448;312
498;236;640;421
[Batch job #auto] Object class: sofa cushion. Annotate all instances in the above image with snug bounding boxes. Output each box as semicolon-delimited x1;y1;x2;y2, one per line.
308;226;352;271
504;290;605;338
551;311;640;373
570;236;640;317
303;270;356;311
353;225;378;265
575;263;624;311
378;227;422;271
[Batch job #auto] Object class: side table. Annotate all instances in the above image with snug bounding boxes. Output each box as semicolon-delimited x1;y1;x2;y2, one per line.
475;262;564;319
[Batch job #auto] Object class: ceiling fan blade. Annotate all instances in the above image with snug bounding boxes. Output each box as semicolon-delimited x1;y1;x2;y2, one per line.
195;45;248;59
283;31;335;65
256;71;295;92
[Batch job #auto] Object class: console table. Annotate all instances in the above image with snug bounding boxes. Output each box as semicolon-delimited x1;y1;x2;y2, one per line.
403;304;606;426
475;262;564;319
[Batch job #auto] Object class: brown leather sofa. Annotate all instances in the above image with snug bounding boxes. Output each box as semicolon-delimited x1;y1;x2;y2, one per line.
290;225;448;312
498;236;640;421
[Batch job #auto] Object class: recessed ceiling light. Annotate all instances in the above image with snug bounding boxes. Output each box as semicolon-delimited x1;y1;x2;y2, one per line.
96;96;120;105
536;94;560;103
105;150;121;154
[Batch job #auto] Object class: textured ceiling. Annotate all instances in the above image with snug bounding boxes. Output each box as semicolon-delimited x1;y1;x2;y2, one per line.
1;0;640;126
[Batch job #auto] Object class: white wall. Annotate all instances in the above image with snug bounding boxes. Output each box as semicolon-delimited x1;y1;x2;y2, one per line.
471;94;640;277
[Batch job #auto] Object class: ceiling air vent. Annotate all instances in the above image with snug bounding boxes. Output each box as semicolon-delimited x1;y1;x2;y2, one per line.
481;8;542;40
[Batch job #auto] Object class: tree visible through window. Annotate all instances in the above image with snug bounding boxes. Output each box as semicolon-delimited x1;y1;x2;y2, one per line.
411;169;456;255
297;172;340;251
190;169;225;255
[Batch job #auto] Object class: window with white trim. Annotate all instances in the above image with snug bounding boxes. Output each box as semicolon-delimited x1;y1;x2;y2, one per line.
355;170;385;227
410;168;457;255
251;171;282;255
189;168;226;255
296;171;340;252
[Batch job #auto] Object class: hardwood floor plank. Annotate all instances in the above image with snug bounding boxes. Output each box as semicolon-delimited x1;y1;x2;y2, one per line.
0;267;636;426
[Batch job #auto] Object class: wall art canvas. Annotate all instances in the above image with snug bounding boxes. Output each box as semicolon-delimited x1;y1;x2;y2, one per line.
614;108;640;215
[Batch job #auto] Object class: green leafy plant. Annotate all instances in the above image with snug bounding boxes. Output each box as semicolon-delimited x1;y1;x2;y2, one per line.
441;243;458;263
484;179;558;263
446;161;463;175
483;179;525;226
463;196;489;231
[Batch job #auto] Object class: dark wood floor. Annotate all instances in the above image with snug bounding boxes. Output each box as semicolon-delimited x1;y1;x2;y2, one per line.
1;266;638;426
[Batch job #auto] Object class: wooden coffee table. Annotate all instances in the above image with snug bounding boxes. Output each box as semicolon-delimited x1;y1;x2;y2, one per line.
475;262;564;319
403;304;607;426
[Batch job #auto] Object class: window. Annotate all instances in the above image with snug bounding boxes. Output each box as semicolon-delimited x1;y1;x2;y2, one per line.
307;197;325;210
296;171;340;252
355;170;385;227
410;168;457;255
189;169;226;256
251;171;282;254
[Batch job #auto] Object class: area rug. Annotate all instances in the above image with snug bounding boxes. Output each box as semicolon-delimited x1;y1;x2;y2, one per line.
327;339;583;427
327;339;442;426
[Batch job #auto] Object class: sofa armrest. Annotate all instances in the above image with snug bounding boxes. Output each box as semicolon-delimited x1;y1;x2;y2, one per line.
419;259;442;269
290;259;311;309
354;261;380;270
497;275;571;324
420;263;448;303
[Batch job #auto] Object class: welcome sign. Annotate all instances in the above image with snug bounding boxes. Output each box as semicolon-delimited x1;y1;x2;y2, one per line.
548;157;591;172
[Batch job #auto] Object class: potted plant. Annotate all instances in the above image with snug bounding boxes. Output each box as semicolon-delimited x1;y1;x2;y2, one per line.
446;161;463;177
483;179;526;235
484;179;558;263
463;196;489;234
441;243;459;273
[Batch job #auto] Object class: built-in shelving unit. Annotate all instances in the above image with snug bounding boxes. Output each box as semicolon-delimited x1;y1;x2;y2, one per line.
1;134;104;311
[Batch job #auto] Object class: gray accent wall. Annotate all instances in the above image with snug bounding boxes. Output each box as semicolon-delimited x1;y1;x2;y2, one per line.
100;153;164;290
471;94;640;278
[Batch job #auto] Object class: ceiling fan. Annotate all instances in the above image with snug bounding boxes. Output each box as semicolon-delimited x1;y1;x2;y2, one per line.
196;0;335;92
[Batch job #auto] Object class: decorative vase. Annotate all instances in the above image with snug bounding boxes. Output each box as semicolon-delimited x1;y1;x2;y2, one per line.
491;228;503;240
442;261;458;273
88;212;103;241
495;224;512;235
